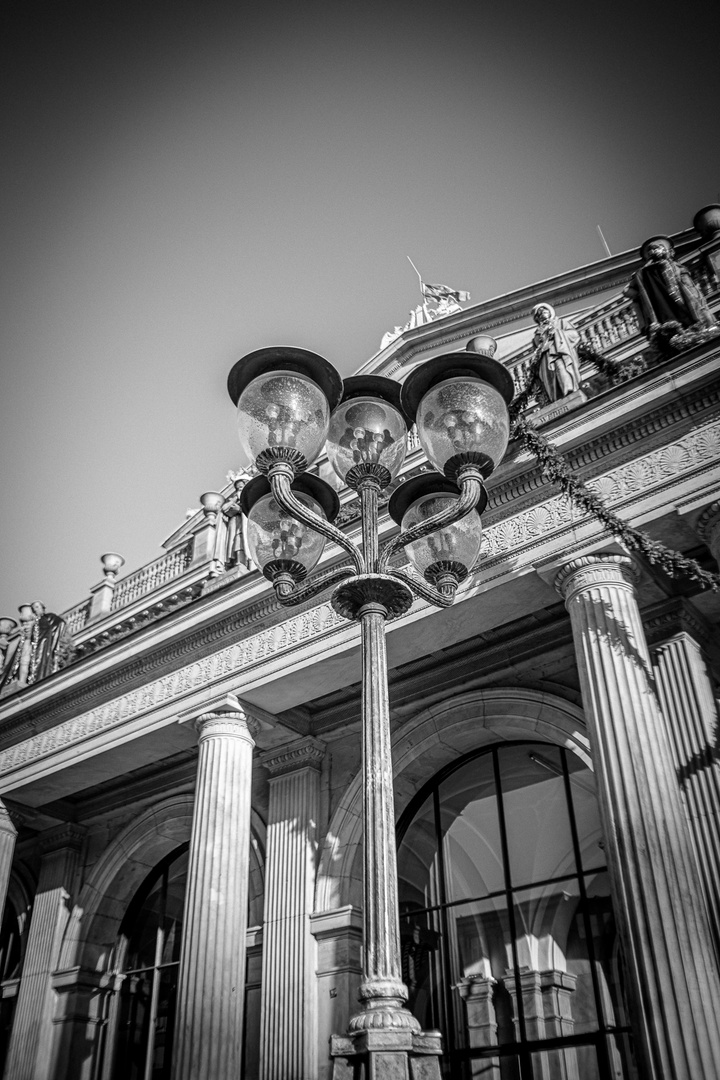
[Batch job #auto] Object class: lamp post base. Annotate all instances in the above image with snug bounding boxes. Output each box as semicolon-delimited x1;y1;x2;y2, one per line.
330;1029;443;1079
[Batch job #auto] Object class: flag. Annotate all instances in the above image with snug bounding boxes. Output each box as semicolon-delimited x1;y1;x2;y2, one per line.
422;282;471;303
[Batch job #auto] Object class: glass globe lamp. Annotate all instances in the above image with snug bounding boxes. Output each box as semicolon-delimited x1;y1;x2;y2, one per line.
400;353;514;482
227;347;343;473
240;473;340;582
388;474;486;583
326;376;409;488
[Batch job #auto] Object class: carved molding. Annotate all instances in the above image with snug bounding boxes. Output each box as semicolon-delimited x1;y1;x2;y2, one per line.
259;736;326;777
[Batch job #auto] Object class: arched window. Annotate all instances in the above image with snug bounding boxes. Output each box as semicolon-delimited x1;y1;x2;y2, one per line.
111;844;189;1080
396;741;638;1080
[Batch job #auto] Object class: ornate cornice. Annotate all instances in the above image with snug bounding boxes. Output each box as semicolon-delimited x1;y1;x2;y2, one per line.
259;736;326;777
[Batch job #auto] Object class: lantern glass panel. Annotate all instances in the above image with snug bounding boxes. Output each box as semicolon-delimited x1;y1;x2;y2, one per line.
246;491;327;573
402;492;482;575
326;397;407;482
236;370;330;469
416;376;509;475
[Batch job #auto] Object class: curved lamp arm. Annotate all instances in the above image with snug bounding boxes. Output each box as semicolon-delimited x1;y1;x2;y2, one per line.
273;565;355;607
378;470;484;573
269;469;365;575
387;566;456;609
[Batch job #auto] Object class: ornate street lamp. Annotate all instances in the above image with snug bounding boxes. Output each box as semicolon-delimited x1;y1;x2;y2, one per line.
228;345;513;1077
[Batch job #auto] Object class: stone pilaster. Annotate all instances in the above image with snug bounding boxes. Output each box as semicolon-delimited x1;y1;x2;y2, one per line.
172;696;257;1080
556;555;720;1080
258;736;325;1080
646;600;720;949
3;824;84;1080
0;801;17;922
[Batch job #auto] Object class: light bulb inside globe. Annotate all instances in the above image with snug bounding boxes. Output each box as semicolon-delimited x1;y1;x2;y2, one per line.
236;370;330;473
327;396;407;485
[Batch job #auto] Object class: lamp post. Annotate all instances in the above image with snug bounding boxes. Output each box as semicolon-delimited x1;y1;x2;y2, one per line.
227;345;513;1078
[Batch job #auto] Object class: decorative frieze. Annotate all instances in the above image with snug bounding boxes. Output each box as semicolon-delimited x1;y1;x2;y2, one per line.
483;416;720;561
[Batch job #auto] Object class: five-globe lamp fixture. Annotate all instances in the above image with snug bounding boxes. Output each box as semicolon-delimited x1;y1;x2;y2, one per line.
227;345;513;1071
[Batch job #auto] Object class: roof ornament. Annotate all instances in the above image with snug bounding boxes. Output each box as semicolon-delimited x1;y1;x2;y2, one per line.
379;257;471;349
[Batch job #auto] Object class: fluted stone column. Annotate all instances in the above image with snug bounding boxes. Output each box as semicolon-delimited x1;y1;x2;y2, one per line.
3;824;84;1080
556;555;720;1080
258;736;325;1080
172;696;257;1080
0;802;17;923
647;600;720;949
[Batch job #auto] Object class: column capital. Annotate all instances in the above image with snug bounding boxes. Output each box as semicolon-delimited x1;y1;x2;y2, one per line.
554;553;638;602
38;823;86;856
697;501;720;561
0;801;19;838
643;598;715;652
180;693;262;740
258;735;326;777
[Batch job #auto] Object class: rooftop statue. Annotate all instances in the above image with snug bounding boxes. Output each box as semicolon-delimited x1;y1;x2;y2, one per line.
0;601;74;696
624;236;717;338
531;303;581;402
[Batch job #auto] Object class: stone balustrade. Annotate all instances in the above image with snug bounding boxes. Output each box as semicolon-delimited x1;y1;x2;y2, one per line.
109;541;193;610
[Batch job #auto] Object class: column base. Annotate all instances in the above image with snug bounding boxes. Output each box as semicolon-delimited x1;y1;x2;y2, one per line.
330;1028;443;1079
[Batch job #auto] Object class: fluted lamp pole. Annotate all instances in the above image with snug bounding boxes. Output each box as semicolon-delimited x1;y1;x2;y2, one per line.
227;346;513;1079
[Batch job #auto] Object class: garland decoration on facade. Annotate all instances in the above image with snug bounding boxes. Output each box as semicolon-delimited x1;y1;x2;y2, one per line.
508;349;719;590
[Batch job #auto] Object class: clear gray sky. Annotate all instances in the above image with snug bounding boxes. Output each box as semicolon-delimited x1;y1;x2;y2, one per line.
1;0;718;618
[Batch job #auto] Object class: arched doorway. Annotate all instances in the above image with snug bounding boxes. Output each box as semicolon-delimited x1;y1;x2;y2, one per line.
396;741;637;1080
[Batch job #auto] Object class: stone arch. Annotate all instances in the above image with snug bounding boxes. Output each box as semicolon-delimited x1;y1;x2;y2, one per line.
315;687;590;913
61;794;266;972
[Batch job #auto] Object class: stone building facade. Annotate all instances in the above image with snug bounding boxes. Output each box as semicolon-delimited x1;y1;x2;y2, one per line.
0;206;719;1080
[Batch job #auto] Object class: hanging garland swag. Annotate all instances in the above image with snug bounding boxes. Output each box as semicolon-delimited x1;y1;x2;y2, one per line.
508;346;719;591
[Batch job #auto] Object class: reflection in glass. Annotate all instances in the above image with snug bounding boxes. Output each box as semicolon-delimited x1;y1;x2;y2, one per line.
398;792;441;911
511;880;598;1038
450;898;515;1049
439;753;503;903
499;745;575;888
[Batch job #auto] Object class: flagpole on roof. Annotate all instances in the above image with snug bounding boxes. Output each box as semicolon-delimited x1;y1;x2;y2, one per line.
407;256;424;299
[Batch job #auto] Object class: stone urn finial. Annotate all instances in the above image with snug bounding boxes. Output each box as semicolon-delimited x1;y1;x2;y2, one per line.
200;492;223;523
466;334;498;359
693;204;720;242
100;552;125;580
